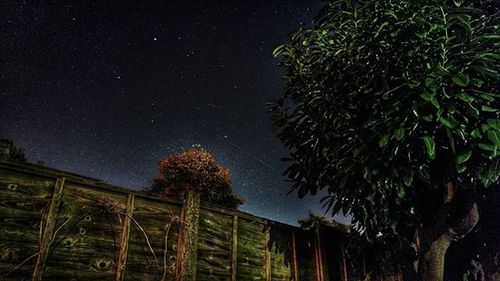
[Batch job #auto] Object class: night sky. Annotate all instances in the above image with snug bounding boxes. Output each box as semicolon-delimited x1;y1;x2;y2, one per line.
1;0;348;225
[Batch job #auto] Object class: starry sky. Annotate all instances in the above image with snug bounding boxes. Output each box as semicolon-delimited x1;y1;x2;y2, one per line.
1;0;348;225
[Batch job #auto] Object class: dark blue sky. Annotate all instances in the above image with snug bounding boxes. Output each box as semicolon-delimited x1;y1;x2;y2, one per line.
1;0;349;225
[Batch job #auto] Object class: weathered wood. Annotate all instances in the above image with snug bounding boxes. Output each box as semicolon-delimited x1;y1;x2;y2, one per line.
1;161;336;281
314;232;323;281
176;191;201;281
32;177;65;281
0;160;182;208
342;247;348;281
295;231;318;281
115;194;134;281
292;231;299;281
43;183;126;281
317;230;330;281
0;172;55;280
231;215;238;281
124;196;179;281
236;219;266;281
264;225;271;281
196;210;232;280
268;226;293;281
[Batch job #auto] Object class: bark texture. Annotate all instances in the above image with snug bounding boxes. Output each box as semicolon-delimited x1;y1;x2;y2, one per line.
418;199;480;281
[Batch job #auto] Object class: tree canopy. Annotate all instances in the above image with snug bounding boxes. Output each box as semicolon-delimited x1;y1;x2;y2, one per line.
0;139;26;162
151;145;244;209
271;0;498;278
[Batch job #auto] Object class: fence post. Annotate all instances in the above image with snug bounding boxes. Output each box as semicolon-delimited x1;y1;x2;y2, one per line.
292;231;299;281
176;190;201;281
32;177;65;281
230;215;238;281
264;224;271;281
342;245;349;281
315;229;328;281
115;194;134;281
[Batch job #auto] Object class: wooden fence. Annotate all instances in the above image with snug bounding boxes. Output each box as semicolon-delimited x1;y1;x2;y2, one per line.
0;160;350;281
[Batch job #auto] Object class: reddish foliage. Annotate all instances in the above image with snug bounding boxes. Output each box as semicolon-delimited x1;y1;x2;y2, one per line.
151;146;243;209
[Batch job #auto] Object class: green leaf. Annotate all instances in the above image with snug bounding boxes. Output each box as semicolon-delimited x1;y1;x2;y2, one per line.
397;185;406;198
487;119;500;131
394;127;405;141
424;77;434;87
420;92;433;102
403;173;413;187
487;130;500;145
272;44;285;57
480;34;500;40
471;129;481;138
362;167;372;181
438;116;457;128
436;64;449;76
457;150;472;164
423;136;435;160
472;65;498;80
477;52;500;61
465;103;480;119
478;143;496;152
379;134;390;148
457;92;474;103
430;96;440;109
322;147;330;157
456;164;467;173
451;72;470;87
478;143;498;158
422;114;433;122
482;105;498;112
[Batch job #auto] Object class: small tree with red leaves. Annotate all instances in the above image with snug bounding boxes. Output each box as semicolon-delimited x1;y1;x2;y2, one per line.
151;145;244;209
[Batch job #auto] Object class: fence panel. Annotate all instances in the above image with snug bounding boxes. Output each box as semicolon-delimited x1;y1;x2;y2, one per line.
42;182;127;281
0;161;331;281
196;210;233;280
0;168;55;281
124;196;180;281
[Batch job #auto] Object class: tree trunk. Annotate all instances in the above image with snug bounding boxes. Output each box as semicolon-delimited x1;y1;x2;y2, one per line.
418;233;452;281
416;201;480;281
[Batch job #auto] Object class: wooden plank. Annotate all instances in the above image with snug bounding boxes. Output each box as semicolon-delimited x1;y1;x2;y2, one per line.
115;194;134;281
342;246;348;281
0;172;54;280
124;196;180;281
292;231;299;281
0;160;182;208
269;227;294;281
315;231;324;281
32;177;65;281
236;219;266;280
196;211;232;280
42;183;126;281
231;215;238;281
264;225;271;281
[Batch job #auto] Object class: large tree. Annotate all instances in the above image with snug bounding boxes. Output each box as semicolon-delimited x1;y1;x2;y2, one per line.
270;0;498;280
150;145;244;209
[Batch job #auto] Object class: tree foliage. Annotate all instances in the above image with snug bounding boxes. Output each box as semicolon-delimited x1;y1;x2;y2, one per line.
0;139;26;162
271;0;498;248
151;145;244;209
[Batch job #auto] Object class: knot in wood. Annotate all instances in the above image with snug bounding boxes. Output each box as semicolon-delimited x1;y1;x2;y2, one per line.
7;183;17;191
91;257;113;272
